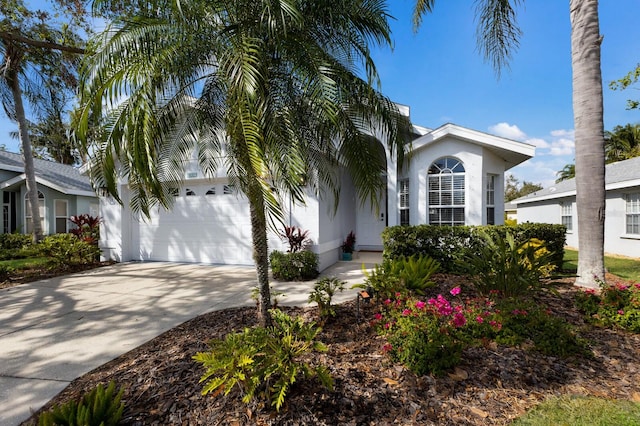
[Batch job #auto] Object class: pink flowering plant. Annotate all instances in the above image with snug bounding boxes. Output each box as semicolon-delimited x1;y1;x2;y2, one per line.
374;287;589;375
575;277;640;332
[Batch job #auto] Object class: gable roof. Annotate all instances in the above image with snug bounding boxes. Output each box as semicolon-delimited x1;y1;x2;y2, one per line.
410;123;535;170
0;150;95;197
514;156;640;205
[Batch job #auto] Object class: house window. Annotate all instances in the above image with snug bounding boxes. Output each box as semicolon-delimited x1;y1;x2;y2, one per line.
486;174;496;225
3;191;10;234
185;188;196;196
561;201;573;232
626;193;640;235
206;187;216;195
399;179;409;226
25;190;45;234
54;199;68;234
428;157;465;226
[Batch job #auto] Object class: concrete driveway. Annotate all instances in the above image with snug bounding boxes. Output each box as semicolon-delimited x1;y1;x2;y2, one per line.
0;253;380;425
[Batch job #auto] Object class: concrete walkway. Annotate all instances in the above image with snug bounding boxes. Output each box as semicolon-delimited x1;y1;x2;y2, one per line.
0;252;381;425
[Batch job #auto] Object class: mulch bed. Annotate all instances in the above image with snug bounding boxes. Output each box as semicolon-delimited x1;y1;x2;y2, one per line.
0;261;115;290
21;274;640;425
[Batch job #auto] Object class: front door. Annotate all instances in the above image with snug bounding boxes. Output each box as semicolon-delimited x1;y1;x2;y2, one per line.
356;190;387;250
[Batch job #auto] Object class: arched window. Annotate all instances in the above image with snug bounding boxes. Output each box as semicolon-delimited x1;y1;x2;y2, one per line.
25;190;45;234
428;157;465;226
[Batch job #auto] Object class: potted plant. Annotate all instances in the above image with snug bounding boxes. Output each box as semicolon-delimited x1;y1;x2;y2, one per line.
341;231;356;261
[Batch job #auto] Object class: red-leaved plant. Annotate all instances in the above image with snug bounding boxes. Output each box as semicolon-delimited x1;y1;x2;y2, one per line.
69;214;101;245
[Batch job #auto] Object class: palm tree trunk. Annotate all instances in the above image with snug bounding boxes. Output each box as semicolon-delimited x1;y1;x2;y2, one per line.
248;183;273;327
570;0;605;288
6;46;43;242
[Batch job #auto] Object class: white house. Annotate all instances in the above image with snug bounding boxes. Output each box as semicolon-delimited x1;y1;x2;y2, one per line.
0;151;98;235
99;107;535;270
515;156;640;258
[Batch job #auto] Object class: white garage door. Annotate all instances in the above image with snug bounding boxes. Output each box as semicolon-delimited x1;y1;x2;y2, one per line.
136;183;254;265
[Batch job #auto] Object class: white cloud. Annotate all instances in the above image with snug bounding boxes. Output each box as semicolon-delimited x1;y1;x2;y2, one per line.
549;137;575;156
526;137;550;149
550;129;575;139
488;122;527;141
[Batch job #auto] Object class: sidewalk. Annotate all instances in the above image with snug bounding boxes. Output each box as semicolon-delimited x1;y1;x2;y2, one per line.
0;253;381;425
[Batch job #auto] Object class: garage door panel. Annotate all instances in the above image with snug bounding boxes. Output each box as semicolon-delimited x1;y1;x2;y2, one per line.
136;186;253;264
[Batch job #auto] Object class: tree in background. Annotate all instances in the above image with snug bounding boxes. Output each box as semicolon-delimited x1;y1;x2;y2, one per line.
604;123;640;163
1;0;87;241
504;174;543;201
610;64;640;110
556;163;576;183
414;0;606;288
78;0;409;326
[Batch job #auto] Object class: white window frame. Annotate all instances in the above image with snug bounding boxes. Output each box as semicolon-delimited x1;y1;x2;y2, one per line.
399;178;409;226
625;193;640;235
25;190;46;234
486;174;496;225
428;157;465;226
561;201;573;232
54;199;68;234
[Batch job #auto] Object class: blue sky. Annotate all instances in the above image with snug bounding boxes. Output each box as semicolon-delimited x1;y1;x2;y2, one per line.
2;0;639;187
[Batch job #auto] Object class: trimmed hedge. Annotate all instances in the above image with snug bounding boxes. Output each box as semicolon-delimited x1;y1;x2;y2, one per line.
269;250;319;281
382;223;566;273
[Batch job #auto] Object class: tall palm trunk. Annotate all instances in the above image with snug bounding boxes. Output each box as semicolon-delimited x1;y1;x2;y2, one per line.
6;45;43;242
570;0;605;288
248;181;272;327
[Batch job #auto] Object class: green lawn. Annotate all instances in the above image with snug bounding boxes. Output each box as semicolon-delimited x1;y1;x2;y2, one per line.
513;395;640;426
0;257;50;270
563;249;640;282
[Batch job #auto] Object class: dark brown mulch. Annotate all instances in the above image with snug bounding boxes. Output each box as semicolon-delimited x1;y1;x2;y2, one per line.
21;275;640;425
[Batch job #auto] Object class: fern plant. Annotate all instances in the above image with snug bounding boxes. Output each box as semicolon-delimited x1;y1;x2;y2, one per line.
37;381;124;426
194;309;333;411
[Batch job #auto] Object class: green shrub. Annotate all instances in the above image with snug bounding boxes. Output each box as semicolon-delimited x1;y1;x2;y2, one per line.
194;309;332;411
576;278;640;332
37;381;124;426
0;233;32;250
382;223;566;272
376;289;588;376
39;234;101;269
388;255;440;294
356;262;403;301
269;250;319;281
308;277;346;319
458;231;555;298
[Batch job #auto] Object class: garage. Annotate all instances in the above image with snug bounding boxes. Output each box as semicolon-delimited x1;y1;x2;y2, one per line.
134;182;254;265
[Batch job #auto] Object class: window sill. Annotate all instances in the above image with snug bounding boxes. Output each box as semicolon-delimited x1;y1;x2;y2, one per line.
621;234;640;240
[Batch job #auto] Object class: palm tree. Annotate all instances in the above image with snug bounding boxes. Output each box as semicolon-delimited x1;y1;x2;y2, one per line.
414;0;606;288
1;0;85;241
78;0;408;325
556;163;576;183
605;123;640;162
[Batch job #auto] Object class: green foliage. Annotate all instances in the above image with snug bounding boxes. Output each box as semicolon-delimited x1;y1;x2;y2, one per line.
38;234;100;269
251;285;286;309
0;246;40;261
356;262;403;301
505;174;543;202
308;277;346;319
575;278;640;332
610;64;640;110
194;309;332;411
0;233;32;250
458;232;556;298
387;255;440;294
37;381;124;426
382;223;566;273
513;395;640;426
269;250;319;281
69;215;101;245
375;290;588;376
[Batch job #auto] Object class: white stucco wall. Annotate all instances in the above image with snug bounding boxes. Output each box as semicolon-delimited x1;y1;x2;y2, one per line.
517;189;640;259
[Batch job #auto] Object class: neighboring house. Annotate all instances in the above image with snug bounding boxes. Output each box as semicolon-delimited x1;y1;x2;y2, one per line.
100;106;535;270
0;150;98;236
515;156;640;258
504;201;518;222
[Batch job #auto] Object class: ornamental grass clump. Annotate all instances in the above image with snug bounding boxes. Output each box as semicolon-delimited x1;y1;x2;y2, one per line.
575;277;640;332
